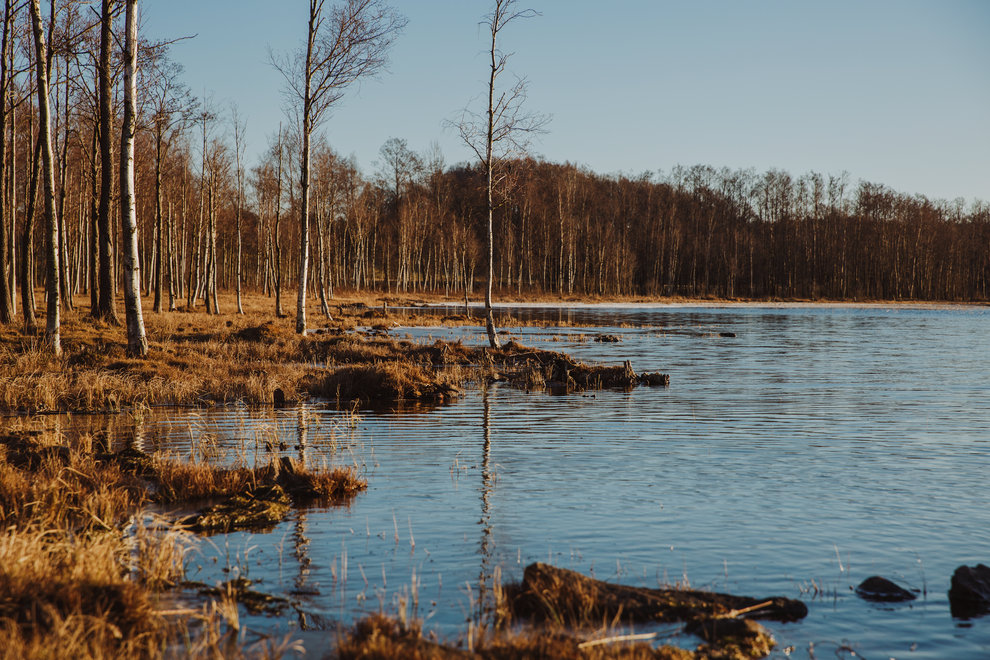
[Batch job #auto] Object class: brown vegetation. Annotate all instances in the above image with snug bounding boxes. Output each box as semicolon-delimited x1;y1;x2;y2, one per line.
338;562;805;660
0;421;360;658
0;291;668;413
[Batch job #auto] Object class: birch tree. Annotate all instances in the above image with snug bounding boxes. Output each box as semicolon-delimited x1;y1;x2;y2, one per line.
231;104;246;314
94;0;117;322
273;0;405;334
453;0;548;349
28;0;60;353
119;0;146;356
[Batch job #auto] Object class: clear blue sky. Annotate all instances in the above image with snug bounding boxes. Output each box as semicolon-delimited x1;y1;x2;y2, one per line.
144;0;990;203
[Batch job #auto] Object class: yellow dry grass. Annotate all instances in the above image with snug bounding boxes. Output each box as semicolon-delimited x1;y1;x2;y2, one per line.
0;422;346;658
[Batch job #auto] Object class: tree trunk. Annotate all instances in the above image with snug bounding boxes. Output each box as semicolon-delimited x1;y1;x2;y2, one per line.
296;7;315;335
95;0;117;323
483;14;501;349
57;50;71;310
274;125;284;317
119;0;147;357
20;131;41;330
29;0;59;354
153;125;163;312
0;0;12;323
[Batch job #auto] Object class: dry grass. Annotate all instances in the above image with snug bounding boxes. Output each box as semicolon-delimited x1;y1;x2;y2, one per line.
337;613;694;660
0;426;193;657
0;423;340;658
0;290;667;412
337;560;801;660
147;452;366;506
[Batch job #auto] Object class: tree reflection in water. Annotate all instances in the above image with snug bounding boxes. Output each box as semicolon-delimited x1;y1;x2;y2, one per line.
478;383;497;627
292;407;315;627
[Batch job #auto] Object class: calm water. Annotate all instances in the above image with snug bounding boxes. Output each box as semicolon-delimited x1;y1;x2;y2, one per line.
90;305;990;657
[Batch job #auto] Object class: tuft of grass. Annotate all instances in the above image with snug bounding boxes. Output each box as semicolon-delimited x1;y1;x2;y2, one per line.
308;362;460;402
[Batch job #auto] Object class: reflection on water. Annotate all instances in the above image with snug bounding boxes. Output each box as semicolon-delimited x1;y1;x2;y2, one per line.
478;385;496;627
53;305;990;657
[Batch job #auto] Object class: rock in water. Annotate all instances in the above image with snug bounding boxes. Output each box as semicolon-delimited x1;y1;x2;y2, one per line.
949;564;990;618
855;576;917;602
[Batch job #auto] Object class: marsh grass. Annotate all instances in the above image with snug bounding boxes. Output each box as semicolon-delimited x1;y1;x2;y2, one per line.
1;291;668;413
0;426;210;658
337;560;797;660
0;422;362;657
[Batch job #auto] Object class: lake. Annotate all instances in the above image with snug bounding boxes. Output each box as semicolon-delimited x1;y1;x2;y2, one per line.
76;304;990;657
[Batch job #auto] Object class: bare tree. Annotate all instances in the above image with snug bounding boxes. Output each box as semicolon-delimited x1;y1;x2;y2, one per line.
119;0;146;356
272;0;405;334
144;55;195;312
231;104;245;314
28;0;61;353
452;0;548;349
0;0;14;323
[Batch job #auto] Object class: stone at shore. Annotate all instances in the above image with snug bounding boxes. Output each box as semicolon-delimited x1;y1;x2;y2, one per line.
854;576;917;602
949;564;990;618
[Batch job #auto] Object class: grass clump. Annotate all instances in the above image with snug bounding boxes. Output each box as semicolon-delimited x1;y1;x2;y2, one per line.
0;291;670;413
308;362;461;402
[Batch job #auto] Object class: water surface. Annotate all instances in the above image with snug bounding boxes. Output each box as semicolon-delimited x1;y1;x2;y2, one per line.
93;305;990;657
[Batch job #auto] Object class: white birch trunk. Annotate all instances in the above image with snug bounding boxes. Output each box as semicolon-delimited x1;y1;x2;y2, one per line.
119;0;147;356
28;0;59;354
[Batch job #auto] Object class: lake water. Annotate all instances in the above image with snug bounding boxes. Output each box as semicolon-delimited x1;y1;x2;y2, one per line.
83;304;990;657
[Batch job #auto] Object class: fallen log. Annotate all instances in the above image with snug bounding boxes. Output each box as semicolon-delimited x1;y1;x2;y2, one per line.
508;563;808;626
506;563;807;659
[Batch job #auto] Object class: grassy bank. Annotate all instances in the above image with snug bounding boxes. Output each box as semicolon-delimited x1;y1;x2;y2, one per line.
0;419;363;658
0;291;668;413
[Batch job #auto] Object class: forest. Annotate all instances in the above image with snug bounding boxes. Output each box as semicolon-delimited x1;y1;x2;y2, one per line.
1;0;988;350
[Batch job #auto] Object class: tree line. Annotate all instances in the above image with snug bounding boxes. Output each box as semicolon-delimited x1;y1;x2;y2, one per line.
1;0;988;355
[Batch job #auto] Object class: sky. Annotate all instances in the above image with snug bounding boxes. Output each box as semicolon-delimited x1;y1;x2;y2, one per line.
144;0;990;204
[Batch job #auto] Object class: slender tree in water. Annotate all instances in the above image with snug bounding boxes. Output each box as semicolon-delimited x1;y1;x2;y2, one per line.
452;0;549;349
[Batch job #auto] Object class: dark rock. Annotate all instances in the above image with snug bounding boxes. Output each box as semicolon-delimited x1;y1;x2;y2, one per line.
593;333;621;343
855;576;917;602
950;564;990;618
273;388;286;408
719;331;736;338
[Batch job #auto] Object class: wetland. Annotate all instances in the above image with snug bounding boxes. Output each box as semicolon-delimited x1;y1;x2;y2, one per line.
3;299;990;658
